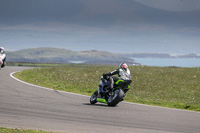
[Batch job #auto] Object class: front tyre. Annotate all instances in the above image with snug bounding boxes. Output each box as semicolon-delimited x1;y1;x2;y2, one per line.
107;89;124;107
90;90;98;104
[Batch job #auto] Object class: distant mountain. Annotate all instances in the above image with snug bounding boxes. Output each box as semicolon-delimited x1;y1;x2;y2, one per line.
6;47;137;65
122;53;172;58
6;47;199;66
121;53;200;58
177;53;200;58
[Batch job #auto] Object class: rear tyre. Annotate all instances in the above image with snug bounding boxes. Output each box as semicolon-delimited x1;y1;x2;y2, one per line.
107;89;124;107
90;90;98;104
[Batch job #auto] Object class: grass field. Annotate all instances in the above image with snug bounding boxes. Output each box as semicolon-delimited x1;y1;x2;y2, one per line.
7;62;70;67
0;127;61;133
14;64;200;111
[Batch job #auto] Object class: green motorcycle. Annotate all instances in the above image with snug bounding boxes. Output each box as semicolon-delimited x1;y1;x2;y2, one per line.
90;76;132;107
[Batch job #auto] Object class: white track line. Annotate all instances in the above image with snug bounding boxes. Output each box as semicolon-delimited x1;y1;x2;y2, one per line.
10;71;90;97
10;71;200;114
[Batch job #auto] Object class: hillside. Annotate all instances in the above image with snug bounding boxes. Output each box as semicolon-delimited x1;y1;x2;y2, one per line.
6;47;137;65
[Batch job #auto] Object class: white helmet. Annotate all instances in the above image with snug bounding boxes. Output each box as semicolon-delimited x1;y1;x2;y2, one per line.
0;47;5;54
119;62;128;69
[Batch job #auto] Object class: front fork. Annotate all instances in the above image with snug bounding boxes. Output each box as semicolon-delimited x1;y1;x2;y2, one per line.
98;86;104;94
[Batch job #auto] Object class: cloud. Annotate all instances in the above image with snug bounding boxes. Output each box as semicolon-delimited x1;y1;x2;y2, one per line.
0;0;84;25
134;0;200;11
0;0;200;54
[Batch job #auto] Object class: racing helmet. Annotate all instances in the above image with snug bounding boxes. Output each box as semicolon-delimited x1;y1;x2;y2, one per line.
0;47;5;54
119;63;128;69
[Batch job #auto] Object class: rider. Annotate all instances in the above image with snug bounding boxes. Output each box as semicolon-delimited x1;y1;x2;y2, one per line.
102;62;131;91
0;47;6;68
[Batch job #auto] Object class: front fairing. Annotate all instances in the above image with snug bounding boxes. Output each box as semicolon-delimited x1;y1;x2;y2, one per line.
99;79;108;89
98;77;109;94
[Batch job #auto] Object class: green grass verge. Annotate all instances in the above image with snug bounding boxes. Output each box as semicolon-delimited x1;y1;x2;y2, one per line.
0;127;62;133
7;62;70;67
14;64;200;111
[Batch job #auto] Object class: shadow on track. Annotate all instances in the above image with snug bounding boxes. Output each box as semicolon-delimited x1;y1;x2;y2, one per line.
83;103;118;108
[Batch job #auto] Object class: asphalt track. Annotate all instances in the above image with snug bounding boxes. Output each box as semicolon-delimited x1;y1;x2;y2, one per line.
0;66;200;133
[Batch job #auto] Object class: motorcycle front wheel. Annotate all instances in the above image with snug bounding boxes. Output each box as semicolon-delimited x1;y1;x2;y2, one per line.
90;90;98;104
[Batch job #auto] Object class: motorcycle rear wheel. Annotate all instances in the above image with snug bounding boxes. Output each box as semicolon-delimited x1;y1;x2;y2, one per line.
107;89;124;107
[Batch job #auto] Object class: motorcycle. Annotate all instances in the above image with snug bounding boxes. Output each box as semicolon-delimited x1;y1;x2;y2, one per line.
0;53;6;70
90;76;132;107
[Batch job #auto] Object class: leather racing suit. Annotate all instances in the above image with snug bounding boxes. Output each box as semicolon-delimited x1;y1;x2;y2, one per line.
103;68;131;90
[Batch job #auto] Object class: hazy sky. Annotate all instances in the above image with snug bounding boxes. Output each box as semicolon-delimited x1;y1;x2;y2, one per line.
0;0;200;54
135;0;200;11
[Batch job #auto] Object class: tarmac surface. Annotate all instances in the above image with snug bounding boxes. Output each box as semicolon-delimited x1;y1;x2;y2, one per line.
0;66;200;133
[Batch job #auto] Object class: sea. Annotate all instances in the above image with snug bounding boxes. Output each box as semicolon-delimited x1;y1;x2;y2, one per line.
132;58;200;68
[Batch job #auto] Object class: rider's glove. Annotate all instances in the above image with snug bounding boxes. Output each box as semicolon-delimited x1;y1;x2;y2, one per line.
103;74;109;80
